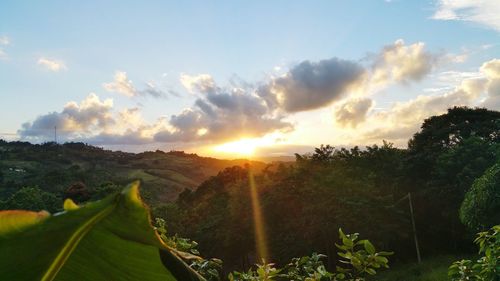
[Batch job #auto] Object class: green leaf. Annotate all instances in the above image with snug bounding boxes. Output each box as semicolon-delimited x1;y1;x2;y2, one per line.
63;199;79;211
365;268;376;275
363;240;376;254
0;181;204;281
0;210;49;235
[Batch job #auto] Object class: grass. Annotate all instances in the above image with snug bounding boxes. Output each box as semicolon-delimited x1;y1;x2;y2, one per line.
373;255;464;281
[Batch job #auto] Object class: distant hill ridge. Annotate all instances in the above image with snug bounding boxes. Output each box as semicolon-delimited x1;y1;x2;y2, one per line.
0;140;267;207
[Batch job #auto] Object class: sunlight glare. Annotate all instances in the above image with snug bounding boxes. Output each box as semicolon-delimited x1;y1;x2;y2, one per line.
213;139;259;156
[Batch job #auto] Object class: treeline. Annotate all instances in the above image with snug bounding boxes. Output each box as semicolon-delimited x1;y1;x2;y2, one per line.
156;107;500;272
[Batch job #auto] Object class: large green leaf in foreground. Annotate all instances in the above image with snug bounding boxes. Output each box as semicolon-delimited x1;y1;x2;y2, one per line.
0;181;204;281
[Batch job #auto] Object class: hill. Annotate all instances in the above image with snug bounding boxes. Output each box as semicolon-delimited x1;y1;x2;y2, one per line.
0;140;266;210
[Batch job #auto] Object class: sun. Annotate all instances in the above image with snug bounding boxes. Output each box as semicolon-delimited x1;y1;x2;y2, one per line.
213;139;259;156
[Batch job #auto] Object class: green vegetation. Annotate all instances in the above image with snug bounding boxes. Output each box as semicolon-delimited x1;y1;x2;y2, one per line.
460;164;500;231
158;107;499;272
448;225;499;281
0;141;265;209
1;106;499;280
226;229;392;281
374;255;459;281
0;182;203;281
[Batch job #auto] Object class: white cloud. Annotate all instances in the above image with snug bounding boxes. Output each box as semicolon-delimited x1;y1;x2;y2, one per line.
103;71;137;97
370;39;439;86
0;36;10;60
334;98;374;128
433;0;500;32
37;57;67;72
480;59;500;108
0;36;9;45
19;93;115;140
0;49;7;60
103;71;167;98
180;73;216;94
359;58;500;145
18;93;167;145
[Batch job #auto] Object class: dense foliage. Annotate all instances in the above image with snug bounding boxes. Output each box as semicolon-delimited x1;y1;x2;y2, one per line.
156;220;393;281
227;229;392;281
1;106;499;279
448;225;500;281
158;107;500;271
460;164;500;231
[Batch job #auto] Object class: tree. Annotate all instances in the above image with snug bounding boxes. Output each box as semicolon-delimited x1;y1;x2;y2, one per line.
1;187;60;212
435;137;500;196
407;107;500;186
311;144;335;163
64;182;90;203
460;164;500;231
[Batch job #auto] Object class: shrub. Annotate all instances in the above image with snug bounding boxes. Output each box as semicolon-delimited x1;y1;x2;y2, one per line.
448;225;500;281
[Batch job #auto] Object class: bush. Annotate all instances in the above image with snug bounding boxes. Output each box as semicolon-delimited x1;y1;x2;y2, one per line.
228;229;393;281
0;186;60;212
448;225;500;281
460;164;500;231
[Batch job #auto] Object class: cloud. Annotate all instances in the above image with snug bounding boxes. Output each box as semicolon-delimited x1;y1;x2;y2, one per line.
19;93;115;140
432;0;500;32
361;71;490;144
480;59;500;108
180;74;217;94
255;40;438;116
265;58;365;113
0;36;9;45
156;40;440;143
37;57;67;72
0;36;10;60
17;40;460;147
103;71;167;98
18;93;167;145
155;77;293;143
370;39;438;86
19;82;292;145
334;98;374;128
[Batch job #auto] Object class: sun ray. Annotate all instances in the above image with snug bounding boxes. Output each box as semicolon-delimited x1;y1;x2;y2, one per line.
248;167;269;262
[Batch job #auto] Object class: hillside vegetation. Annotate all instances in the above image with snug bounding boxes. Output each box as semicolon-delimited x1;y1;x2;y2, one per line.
0;106;499;280
159;107;500;273
0;141;265;211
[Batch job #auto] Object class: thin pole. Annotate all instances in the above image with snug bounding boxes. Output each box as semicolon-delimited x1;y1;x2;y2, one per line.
54;126;57;143
408;192;422;264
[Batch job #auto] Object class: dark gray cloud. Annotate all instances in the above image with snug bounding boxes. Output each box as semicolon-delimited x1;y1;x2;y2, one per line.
155;86;293;143
268;58;365;112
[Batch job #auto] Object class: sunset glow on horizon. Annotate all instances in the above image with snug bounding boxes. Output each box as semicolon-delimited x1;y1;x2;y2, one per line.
0;1;499;158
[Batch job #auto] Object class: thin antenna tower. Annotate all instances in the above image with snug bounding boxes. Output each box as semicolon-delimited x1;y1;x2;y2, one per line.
54;126;57;143
390;192;422;264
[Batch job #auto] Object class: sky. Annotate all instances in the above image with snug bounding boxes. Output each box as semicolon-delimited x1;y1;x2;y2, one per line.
0;0;499;158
